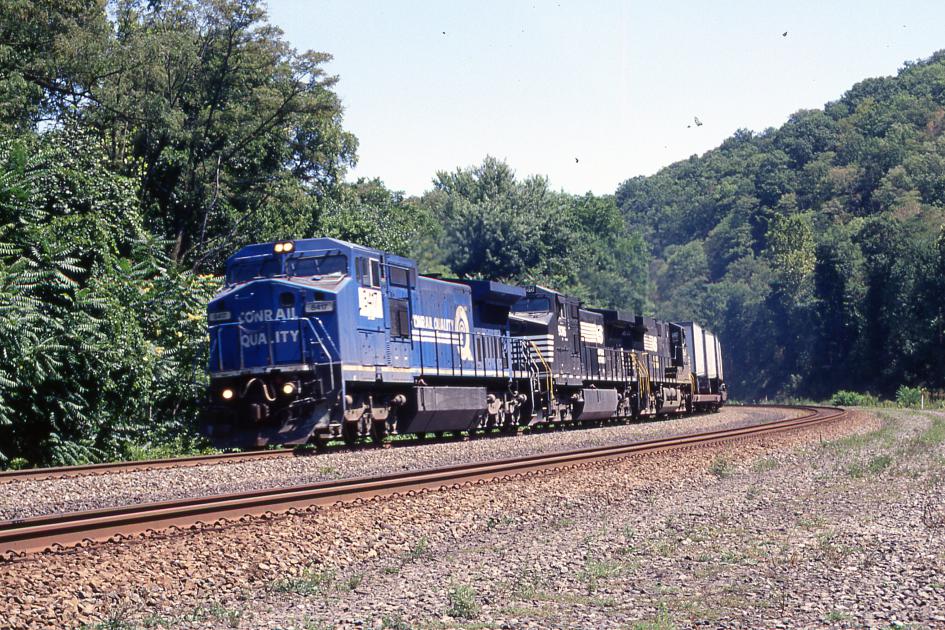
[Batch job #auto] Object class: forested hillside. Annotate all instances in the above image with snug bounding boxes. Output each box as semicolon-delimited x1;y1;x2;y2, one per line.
617;52;945;400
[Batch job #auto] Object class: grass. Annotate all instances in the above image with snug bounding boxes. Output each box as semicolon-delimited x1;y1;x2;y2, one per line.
847;454;893;478
486;514;515;529
708;456;732;479
121;435;218;461
270;568;335;596
825;609;853;624
753;456;780;472
406;536;430;561
447;584;480;619
381;614;412;629
344;572;364;591
581;558;623;592
632;603;675;629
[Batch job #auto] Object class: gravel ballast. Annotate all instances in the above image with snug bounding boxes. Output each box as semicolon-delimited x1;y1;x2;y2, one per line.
0;406;798;520
0;407;905;629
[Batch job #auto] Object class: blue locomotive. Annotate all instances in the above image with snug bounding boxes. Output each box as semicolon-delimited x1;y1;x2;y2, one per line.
203;238;727;448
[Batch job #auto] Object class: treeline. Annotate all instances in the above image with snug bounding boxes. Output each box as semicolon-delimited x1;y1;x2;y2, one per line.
0;0;646;466
617;52;945;401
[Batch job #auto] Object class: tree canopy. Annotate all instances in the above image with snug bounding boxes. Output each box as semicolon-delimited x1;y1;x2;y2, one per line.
617;51;945;399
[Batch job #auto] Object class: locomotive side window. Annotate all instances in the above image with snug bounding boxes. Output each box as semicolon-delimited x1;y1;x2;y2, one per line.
369;259;381;288
355;257;382;288
389;266;411;287
389;298;410;338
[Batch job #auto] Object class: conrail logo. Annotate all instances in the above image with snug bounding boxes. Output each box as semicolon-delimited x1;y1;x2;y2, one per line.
239;308;297;323
412;305;473;361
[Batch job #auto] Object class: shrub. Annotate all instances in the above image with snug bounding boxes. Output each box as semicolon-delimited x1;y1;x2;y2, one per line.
447;584;480;619
830;390;879;406
895;385;923;408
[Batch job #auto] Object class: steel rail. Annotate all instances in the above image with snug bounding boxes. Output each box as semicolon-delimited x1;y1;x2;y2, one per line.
0;406;846;557
0;448;301;483
0;405;774;483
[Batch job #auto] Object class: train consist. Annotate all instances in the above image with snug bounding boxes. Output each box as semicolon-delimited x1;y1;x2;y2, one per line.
203;238;727;448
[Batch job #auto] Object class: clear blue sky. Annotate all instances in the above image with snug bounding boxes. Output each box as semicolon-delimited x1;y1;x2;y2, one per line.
266;0;945;197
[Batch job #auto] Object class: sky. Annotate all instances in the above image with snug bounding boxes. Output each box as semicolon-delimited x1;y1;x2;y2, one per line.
266;0;945;197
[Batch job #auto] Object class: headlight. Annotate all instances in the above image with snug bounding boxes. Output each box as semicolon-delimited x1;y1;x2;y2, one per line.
221;388;235;400
274;243;285;253
282;382;296;395
274;241;294;253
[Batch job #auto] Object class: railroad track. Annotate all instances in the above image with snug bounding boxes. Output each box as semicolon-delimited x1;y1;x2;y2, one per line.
0;447;302;483
0;408;758;483
0;405;845;557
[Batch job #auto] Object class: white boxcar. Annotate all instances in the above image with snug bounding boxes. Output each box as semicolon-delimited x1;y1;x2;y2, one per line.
704;330;718;379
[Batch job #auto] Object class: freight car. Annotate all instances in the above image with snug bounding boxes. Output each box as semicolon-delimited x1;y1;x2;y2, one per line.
202;238;727;448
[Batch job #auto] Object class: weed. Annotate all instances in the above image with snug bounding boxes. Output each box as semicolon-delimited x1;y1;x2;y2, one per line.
381;614;412;629
317;465;337;475
141;614;173;629
550;516;575;529
486;514;514;529
383;565;400;575
753;457;779;472
206;602;241;628
344;572;364;591
447;584;480;619
709;457;731;479
406;536;430;560
848;454;893;478
916;416;945;448
270;568;334;596
581;559;622;592
825;609;852;623
867;454;893;474
301;617;332;630
633;603;675;629
84;618;135;630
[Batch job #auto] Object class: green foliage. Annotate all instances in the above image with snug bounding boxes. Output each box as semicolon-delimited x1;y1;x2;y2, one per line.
618;50;945;400
16;0;357;270
895;385;923;407
0;130;217;466
830;390;880;407
446;584;480;620
421;157;647;311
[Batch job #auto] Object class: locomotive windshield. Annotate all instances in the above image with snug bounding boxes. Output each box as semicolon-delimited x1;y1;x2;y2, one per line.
287;254;348;279
511;296;551;312
226;256;284;286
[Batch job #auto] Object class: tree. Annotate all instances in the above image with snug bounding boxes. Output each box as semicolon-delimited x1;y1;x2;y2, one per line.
8;0;357;270
0;129;216;466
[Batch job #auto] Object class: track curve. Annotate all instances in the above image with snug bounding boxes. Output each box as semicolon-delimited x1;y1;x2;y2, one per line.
0;405;846;557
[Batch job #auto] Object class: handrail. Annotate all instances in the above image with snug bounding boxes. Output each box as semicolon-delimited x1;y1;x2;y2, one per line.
526;339;555;401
